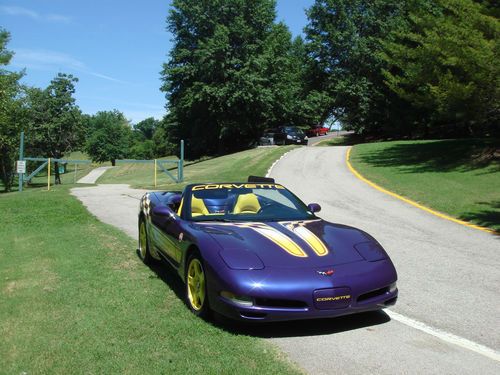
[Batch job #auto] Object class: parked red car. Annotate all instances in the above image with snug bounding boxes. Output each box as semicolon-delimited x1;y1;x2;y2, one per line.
307;126;329;137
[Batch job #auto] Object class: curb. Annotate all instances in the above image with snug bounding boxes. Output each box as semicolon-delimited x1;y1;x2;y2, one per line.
346;146;496;235
266;149;295;178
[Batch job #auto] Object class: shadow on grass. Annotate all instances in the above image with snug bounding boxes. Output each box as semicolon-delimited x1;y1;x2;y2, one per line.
356;138;499;174
321;133;363;146
140;251;391;338
460;201;500;234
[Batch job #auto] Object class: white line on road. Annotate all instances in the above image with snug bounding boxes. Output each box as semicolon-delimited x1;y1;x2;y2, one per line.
266;150;295;178
387;310;500;362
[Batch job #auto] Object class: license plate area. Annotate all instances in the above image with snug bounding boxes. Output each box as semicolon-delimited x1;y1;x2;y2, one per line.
313;288;352;310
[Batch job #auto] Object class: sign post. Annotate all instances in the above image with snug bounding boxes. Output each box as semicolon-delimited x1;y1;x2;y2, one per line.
47;158;51;191
154;159;157;188
18;131;24;192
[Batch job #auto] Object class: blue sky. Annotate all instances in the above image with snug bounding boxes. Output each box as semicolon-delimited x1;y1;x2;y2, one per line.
1;0;314;124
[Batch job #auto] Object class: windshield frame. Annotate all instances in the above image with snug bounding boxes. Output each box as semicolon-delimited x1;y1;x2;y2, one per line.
181;183;317;222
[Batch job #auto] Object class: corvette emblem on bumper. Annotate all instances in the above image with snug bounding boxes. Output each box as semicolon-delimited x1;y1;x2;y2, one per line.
317;269;334;276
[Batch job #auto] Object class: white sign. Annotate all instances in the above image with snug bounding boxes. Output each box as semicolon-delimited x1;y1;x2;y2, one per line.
17;160;26;174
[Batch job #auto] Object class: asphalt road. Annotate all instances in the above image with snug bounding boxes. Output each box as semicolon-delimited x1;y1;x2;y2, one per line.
268;146;499;374
307;130;348;146
71;146;500;375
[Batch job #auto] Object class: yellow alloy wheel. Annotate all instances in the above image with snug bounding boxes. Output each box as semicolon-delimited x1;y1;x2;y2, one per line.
187;258;206;311
139;221;148;258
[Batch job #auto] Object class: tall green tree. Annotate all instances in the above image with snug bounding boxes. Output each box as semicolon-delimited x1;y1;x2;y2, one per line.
25;73;83;184
85;110;131;166
289;35;332;128
134;117;159;140
305;0;413;136
381;0;500;135
161;0;299;158
0;29;24;191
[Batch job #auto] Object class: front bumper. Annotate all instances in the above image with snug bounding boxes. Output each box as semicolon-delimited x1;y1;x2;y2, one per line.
206;260;398;322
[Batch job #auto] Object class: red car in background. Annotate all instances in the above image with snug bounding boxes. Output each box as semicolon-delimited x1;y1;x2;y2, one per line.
307;126;329;137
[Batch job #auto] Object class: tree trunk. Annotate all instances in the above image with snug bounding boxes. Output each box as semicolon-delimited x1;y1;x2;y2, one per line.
111;159;116;166
54;161;62;184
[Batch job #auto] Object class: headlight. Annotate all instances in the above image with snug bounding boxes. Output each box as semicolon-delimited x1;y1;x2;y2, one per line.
286;135;293;140
304;136;308;140
220;291;253;307
389;282;397;293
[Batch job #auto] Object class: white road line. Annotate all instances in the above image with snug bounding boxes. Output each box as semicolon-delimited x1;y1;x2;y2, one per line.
266;149;295;178
387;310;500;362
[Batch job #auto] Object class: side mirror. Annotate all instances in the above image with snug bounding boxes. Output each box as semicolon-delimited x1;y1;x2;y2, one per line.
307;203;321;213
152;206;175;221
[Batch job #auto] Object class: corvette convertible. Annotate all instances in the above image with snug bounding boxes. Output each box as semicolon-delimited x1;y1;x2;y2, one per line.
138;177;398;321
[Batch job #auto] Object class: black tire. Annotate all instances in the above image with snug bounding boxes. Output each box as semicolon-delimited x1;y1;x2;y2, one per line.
185;251;210;318
138;218;154;264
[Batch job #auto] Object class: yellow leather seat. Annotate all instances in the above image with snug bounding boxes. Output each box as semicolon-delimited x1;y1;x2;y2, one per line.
191;196;209;217
233;193;261;214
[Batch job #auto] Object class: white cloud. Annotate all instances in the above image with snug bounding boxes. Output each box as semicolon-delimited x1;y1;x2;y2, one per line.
0;5;71;23
12;48;126;84
88;72;127;84
13;49;86;70
46;14;72;24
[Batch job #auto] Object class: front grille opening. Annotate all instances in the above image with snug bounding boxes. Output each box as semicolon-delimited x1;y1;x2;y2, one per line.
357;286;389;303
255;298;308;309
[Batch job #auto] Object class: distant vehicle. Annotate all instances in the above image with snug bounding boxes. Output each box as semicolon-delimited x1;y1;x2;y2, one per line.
273;126;308;145
137;176;398;321
259;131;275;146
306;126;329;137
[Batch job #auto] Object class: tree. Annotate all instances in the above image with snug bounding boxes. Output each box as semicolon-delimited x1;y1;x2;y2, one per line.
85;110;131;166
305;0;413;136
381;0;500;135
134;117;159;140
0;29;24;191
25;73;84;184
161;0;299;158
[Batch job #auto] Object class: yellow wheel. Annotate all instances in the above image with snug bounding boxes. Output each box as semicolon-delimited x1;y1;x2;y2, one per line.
186;253;209;316
138;219;153;264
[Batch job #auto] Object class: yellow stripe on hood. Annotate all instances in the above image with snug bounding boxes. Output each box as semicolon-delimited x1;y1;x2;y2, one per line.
285;223;329;257
252;224;308;258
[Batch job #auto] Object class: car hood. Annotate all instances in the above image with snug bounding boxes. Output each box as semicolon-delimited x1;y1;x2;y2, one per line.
197;219;386;269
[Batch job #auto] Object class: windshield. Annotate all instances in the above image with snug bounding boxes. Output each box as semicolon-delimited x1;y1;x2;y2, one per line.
187;183;315;222
284;127;304;135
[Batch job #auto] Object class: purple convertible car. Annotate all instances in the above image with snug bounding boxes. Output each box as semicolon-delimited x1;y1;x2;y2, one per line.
138;176;398;321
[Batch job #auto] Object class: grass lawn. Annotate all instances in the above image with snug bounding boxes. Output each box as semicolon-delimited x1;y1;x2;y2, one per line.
349;139;499;232
97;146;296;189
316;134;361;147
0;148;301;374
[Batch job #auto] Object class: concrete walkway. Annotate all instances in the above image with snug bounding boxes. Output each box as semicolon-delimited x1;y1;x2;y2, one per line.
77;166;114;184
71;184;149;238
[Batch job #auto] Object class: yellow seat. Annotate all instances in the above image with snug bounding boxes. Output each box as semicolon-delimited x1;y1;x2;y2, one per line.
191;196;209;217
233;193;261;214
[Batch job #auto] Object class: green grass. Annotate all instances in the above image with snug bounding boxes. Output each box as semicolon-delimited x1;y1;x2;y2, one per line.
350;139;500;232
97;146;297;189
316;133;361;146
0;189;299;374
28;162;95;187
